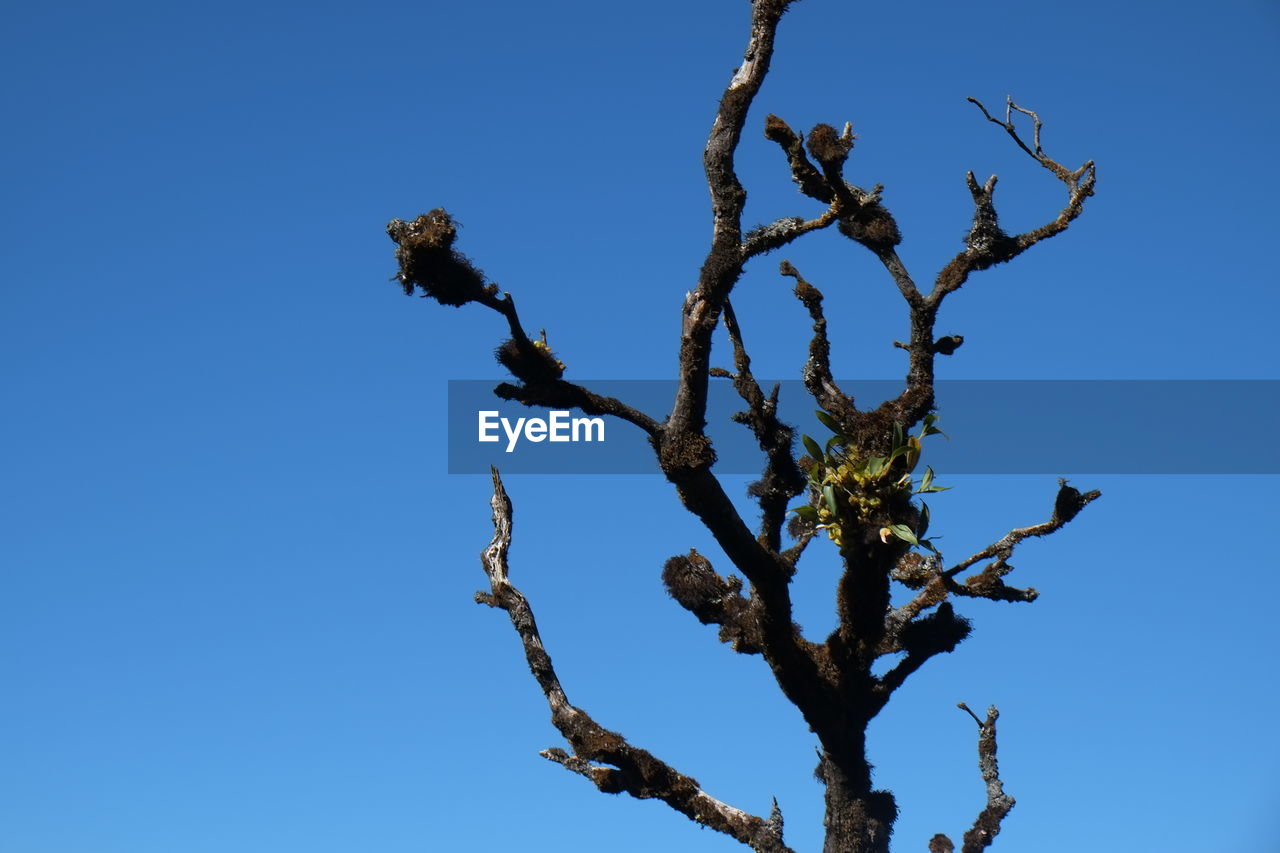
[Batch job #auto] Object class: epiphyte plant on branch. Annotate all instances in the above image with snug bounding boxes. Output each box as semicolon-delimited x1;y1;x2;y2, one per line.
385;1;1099;851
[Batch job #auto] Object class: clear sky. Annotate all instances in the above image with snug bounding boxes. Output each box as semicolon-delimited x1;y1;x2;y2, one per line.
3;1;1278;851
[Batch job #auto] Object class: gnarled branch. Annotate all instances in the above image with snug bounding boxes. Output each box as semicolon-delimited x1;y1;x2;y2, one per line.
478;468;793;853
956;703;1016;853
934;97;1097;301
928;704;1016;853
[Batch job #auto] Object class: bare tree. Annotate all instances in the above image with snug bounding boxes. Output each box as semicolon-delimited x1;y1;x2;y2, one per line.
385;2;1098;850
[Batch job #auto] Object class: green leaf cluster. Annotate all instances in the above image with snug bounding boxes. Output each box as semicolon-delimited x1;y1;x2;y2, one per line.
791;412;949;551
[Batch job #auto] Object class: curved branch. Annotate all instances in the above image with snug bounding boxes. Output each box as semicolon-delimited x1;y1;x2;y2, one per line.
874;602;971;704
670;0;796;441
477;469;793;853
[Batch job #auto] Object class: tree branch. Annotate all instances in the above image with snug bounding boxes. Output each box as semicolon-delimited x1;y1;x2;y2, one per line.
944;479;1101;602
742;207;843;258
779;261;859;433
955;704;1016;853
662;465;837;724
926;704;1016;853
933;98;1097;301
873;480;1099;700
493;378;661;436
763;113;837;203
763;112;910;264
718;299;807;553
669;0;796;443
874;601;971;702
662;548;765;654
759;112;939;445
477;468;793;853
387;212;662;438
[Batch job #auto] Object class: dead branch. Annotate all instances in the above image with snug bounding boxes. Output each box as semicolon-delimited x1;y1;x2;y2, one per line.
927;704;1016;852
491;377;662;436
875;480;1101;667
933;97;1097;300
955;704;1016;853
762;114;838;203
478;468;794;853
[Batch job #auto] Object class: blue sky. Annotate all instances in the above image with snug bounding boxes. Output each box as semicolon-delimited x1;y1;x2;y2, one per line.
3;1;1278;851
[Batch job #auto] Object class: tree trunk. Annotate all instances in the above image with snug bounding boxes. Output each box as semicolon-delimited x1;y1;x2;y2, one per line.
818;749;897;853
